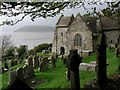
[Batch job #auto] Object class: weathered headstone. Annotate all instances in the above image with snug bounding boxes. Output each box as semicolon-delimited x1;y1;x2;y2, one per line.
16;67;24;81
28;56;33;67
50;55;56;68
0;67;4;74
39;57;48;71
68;50;82;90
9;68;17;85
96;32;107;89
79;62;96;71
33;55;39;68
10;59;14;67
23;65;34;79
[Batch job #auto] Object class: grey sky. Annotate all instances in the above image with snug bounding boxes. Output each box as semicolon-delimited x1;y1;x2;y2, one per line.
1;3;107;33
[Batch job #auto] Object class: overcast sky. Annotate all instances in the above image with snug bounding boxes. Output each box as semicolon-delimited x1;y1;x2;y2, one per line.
1;2;108;33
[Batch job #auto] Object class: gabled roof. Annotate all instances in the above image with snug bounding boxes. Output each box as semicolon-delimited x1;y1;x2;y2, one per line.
56;15;74;27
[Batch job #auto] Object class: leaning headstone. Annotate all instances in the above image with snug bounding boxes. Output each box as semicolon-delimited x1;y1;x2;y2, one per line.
68;50;82;90
10;59;14;67
9;68;17;85
6;78;33;90
28;56;33;67
16;67;24;81
23;65;34;79
33;55;39;68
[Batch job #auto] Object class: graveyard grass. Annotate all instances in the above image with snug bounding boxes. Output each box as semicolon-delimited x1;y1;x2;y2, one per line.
1;48;119;89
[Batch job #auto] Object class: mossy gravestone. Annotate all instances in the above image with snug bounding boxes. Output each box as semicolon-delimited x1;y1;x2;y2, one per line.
23;65;34;79
68;50;82;90
33;55;39;68
16;67;25;82
40;57;48;71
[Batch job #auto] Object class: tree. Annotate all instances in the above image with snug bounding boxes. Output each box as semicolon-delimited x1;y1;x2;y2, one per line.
0;1;119;26
1;35;14;56
34;43;49;52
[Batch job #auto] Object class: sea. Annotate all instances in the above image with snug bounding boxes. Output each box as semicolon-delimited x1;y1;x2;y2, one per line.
2;31;54;50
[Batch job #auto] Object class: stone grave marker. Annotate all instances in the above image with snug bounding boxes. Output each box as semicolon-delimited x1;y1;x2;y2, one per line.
16;67;24;81
28;56;33;67
68;50;82;90
0;67;4;74
23;65;34;79
50;55;56;68
9;68;17;85
10;59;14;67
40;57;48;71
33;55;39;68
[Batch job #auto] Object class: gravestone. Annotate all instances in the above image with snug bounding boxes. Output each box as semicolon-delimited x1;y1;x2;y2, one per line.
79;62;96;71
63;56;67;64
16;67;24;81
28;56;33;67
40;57;48;71
6;78;33;90
23;65;34;79
116;47;120;57
68;50;82;90
84;79;97;89
14;59;18;65
0;67;4;74
4;62;9;71
10;59;14;67
33;55;39;68
50;55;56;68
9;68;17;85
96;32;107;89
79;63;89;71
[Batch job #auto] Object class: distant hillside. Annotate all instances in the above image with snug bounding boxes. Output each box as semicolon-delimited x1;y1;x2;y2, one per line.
14;26;55;32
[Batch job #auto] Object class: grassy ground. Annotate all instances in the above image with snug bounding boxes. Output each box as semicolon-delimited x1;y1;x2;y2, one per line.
1;48;119;89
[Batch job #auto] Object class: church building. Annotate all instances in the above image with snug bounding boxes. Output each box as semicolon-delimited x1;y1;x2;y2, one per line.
52;13;120;55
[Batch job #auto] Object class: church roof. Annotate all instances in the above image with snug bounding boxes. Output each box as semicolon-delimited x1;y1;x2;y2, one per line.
82;16;97;33
100;17;119;30
56;14;119;32
56;15;73;27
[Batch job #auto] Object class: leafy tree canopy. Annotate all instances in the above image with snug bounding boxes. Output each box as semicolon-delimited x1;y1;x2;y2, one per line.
0;0;119;26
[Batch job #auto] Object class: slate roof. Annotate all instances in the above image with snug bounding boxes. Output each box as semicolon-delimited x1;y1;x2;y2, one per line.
100;17;119;30
56;14;119;31
56;15;73;27
82;16;97;33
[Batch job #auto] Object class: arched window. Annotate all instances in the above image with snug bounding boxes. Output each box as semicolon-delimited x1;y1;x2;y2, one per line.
74;34;82;46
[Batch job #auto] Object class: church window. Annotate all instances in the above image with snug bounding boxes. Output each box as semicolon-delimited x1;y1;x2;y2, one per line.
74;34;82;46
61;33;63;36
